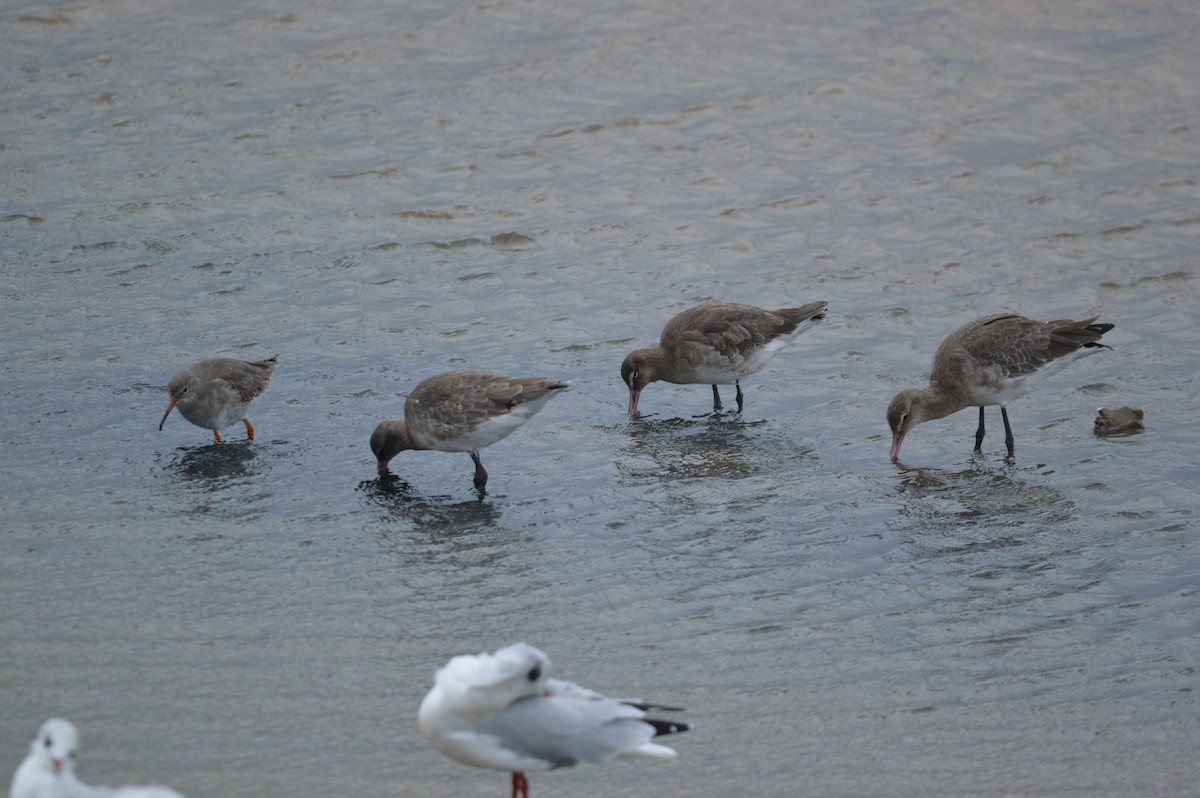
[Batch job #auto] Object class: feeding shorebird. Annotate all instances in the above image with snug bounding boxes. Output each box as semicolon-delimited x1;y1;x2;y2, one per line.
620;301;827;415
370;369;568;494
887;313;1114;461
9;718;187;798
418;642;687;798
159;355;278;442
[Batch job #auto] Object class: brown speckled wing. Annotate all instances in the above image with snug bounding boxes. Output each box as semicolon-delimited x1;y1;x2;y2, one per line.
665;303;794;365
938;314;1105;381
972;314;1051;377
405;369;565;440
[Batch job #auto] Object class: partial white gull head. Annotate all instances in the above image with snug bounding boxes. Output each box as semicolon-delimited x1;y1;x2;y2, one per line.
10;718;80;798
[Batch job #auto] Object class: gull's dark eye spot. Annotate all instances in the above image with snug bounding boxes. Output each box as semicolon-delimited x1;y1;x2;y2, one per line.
43;736;52;748
527;665;541;682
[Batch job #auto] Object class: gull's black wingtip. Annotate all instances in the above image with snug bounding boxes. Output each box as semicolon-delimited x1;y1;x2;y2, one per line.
646;718;689;736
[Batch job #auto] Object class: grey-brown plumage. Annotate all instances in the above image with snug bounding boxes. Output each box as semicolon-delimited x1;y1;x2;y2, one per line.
159;356;278;442
887;313;1114;461
370;369;568;494
620;301;828;415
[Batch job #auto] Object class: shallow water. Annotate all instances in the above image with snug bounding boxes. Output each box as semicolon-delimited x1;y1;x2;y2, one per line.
2;0;1199;796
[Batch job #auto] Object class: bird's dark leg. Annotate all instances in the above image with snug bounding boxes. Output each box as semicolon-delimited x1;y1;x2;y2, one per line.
974;406;985;452
1001;407;1015;458
511;771;529;798
711;384;723;412
734;380;745;413
470;450;488;494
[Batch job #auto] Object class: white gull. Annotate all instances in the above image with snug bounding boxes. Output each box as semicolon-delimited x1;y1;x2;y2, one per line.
418;642;688;798
10;718;186;798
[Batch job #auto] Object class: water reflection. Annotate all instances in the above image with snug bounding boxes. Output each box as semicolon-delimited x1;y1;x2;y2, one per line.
356;476;539;598
889;460;1074;553
884;460;1113;657
165;443;258;483
618;415;784;481
357;475;503;530
156;443;273;524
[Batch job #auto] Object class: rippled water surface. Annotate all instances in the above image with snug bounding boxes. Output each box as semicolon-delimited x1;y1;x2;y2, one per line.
3;0;1199;795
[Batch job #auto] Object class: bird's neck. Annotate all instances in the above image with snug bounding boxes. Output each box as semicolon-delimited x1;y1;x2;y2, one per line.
394;423;421;451
917;382;971;422
636;346;679;384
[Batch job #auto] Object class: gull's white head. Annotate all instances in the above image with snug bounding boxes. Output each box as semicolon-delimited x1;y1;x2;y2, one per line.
421;643;551;726
10;718;80;798
27;718;79;774
448;642;549;707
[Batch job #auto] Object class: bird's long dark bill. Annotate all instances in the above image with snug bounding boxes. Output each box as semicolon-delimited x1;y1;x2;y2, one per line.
627;388;640;416
159;397;177;431
889;432;903;461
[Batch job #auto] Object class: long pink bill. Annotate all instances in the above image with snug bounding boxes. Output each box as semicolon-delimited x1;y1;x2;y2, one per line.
158;397;177;430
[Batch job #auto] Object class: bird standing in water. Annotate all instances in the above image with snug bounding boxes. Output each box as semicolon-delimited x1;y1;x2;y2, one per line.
887;313;1113;461
159;355;278;442
620;300;828;415
370;369;568;495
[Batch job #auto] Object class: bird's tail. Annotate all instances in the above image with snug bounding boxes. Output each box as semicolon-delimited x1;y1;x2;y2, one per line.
1049;317;1113;356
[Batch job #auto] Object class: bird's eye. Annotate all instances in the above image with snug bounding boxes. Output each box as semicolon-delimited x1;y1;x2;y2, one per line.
43;736;52;748
527;665;541;682
631;370;639;380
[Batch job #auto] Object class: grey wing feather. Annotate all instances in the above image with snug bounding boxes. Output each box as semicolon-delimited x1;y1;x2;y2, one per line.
547;679;682;712
546;678;607;701
221;357;277;402
474;693;657;768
